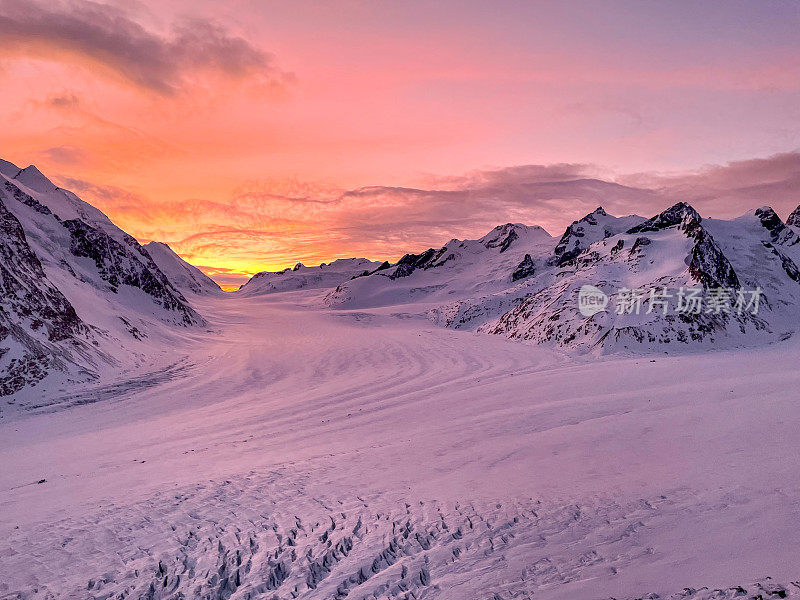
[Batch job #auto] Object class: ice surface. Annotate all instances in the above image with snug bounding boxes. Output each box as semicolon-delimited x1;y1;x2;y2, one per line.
2;290;800;599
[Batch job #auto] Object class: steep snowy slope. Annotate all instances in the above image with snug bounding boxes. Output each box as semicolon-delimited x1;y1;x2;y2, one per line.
239;258;384;295
485;202;800;353
144;241;222;296
0;195;94;396
0;160;204;402
325;223;555;310
787;204;800;230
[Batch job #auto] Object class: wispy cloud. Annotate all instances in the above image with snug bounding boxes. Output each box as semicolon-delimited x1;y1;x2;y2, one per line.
44;91;81;109
619;152;800;215
0;0;292;95
38;145;88;165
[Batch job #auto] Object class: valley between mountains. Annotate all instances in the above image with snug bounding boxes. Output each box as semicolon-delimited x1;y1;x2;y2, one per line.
2;161;800;599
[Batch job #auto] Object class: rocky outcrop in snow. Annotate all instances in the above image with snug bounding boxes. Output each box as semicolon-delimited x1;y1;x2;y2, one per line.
512;253;536;281
0;195;89;395
553;207;645;266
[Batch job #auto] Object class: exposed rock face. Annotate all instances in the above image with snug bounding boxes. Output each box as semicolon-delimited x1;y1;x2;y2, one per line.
629;237;649;254
554;207;644;267
62;219;200;325
0;196;87;395
553;207;606;266
627;202;701;234
511;254;535;281
754;206;796;245
482;223;520;253
682;214;740;289
391;247;451;279
786;204;800;228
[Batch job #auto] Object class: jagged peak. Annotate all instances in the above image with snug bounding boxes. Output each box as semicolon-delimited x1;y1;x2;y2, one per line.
753;206;795;244
787;205;800;228
583;206;608;220
560;206;613;232
627;202;701;234
754;205;783;225
15;165;58;193
0;157;20;179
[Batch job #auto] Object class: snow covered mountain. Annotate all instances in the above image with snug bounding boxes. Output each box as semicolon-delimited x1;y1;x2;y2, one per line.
482;202;800;353
0;160;204;401
239;258;385;295
324;203;800;354
5;157;800;400
552;206;645;267
325;223;555;311
144;241;222;296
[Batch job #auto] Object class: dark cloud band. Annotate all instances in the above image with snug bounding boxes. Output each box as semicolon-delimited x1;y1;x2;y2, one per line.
0;0;290;94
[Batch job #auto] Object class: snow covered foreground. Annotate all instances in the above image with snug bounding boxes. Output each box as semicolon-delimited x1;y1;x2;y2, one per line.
2;289;800;600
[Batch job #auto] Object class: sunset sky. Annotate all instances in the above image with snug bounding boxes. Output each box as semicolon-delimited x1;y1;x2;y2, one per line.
1;0;799;287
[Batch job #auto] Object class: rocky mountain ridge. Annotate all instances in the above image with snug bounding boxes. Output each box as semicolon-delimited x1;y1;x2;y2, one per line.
0;160;206;400
325;201;800;354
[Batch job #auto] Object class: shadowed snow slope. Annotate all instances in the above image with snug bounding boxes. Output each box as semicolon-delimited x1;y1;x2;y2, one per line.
1;291;800;599
0;159;205;401
144;241;223;296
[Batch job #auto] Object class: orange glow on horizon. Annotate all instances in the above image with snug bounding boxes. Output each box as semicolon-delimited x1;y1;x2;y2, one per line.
1;1;798;287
